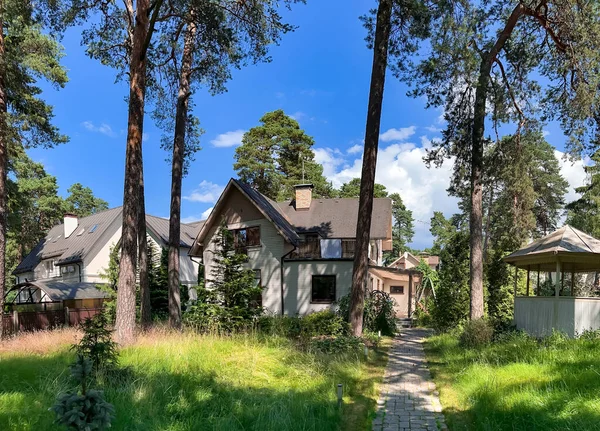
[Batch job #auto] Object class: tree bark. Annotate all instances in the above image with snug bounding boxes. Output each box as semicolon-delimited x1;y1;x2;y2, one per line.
115;0;151;345
168;20;197;330
139;165;151;329
469;3;524;320
0;2;7;339
349;0;392;336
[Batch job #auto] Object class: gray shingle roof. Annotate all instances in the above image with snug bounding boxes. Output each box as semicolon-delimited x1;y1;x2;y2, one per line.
14;208;206;275
27;280;109;301
276;197;392;239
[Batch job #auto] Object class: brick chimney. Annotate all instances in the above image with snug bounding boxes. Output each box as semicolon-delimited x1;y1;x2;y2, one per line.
64;213;78;238
294;184;314;211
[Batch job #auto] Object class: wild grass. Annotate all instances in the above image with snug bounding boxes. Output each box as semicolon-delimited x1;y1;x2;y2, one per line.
0;328;390;430
425;331;600;431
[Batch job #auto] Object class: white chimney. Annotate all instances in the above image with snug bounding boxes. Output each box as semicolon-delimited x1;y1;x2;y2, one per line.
64;214;78;238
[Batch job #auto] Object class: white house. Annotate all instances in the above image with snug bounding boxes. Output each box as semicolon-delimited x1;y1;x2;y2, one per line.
12;207;203;304
189;178;393;315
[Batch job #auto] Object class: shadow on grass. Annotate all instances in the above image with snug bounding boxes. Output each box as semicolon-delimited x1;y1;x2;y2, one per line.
0;341;391;431
425;336;600;431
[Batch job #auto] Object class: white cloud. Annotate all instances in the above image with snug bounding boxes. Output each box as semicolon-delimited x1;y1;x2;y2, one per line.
290;111;306;121
183;181;224;203
555;150;588;205
211;130;245;148
201;207;214;220
347;144;363;154
323;139;458;250
379;126;416;142
314;147;346;178
81;121;115;137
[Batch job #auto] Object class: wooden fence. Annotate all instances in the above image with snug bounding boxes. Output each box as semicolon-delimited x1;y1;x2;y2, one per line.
1;307;103;334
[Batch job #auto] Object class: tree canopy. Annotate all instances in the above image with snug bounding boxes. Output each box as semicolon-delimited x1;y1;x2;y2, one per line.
234;110;332;201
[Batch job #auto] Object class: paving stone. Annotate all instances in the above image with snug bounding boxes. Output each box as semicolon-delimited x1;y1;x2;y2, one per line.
372;328;448;431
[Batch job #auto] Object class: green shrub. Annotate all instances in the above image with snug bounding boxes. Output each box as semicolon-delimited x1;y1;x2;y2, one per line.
362;330;380;348
51;355;115;430
459;318;494;348
256;314;302;338
300;310;348;339
413;297;433;327
72;313;118;372
337;290;397;336
307;335;364;355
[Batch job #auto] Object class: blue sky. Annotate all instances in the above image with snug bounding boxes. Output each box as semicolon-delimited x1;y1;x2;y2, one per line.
30;0;587;250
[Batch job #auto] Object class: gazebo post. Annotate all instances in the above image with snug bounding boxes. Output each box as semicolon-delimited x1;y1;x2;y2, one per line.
526;266;530;296
514;266;518;297
561;270;565;296
536;266;540;296
555;259;561;297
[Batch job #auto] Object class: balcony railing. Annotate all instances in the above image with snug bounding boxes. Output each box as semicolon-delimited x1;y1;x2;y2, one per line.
289;239;356;259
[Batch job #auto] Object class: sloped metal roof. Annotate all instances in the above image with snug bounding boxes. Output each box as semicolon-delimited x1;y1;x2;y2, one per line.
14;207;124;274
146;214;203;248
22;280;109;301
14;208;205;275
504;225;600;271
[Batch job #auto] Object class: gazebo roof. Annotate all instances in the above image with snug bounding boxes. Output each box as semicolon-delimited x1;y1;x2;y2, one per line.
504;225;600;272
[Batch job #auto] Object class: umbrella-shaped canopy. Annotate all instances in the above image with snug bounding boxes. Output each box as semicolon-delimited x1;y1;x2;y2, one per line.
503;225;600;273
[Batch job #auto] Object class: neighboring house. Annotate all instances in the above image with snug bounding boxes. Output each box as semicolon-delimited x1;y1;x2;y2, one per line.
387;252;440;271
189;179;393;316
11;207;203;306
368;253;440;318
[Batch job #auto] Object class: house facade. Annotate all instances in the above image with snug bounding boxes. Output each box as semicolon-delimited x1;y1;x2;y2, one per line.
12;207;203;305
189;179;393;316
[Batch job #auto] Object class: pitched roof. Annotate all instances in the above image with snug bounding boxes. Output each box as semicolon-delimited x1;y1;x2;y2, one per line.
14;208;205;275
22;280;109;301
14;207;124;274
146;214;203;248
234;179;300;245
276;197;392;239
503;225;600;271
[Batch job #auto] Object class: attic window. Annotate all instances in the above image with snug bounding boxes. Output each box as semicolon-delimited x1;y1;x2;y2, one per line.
52;235;61;243
89;224;98;233
76;228;85;236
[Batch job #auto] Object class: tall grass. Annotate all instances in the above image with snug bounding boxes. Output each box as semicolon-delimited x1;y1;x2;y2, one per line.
0;329;390;431
425;331;600;431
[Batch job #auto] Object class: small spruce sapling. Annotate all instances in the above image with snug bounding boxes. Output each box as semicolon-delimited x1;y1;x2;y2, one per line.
51;355;115;430
72;313;118;373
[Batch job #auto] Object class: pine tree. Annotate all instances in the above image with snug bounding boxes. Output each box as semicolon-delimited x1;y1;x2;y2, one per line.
234;110;332;200
337;178;388;198
65;183;108;217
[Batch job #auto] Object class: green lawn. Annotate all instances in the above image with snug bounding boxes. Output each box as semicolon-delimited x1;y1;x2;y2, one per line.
424;332;600;431
0;330;390;431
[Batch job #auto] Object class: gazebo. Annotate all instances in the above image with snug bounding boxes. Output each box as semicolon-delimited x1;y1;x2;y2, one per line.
504;225;600;337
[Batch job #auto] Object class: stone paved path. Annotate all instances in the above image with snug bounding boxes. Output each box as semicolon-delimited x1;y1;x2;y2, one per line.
372;328;447;431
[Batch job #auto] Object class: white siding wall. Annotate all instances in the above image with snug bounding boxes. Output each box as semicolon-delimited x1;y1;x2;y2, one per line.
283;261;354;315
179;248;199;286
515;296;600;337
85;227;122;283
203;218;290;314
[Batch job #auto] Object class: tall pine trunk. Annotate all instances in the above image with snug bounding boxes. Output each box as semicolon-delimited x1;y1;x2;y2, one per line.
469;4;524;320
0;4;7;339
139;170;151;328
349;0;392;336
115;0;151;344
168;20;197;329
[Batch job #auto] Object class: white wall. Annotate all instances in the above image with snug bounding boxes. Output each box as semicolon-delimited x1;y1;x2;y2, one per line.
514;296;600;337
203;218;290;314
282;261;354;315
85;227;122;283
